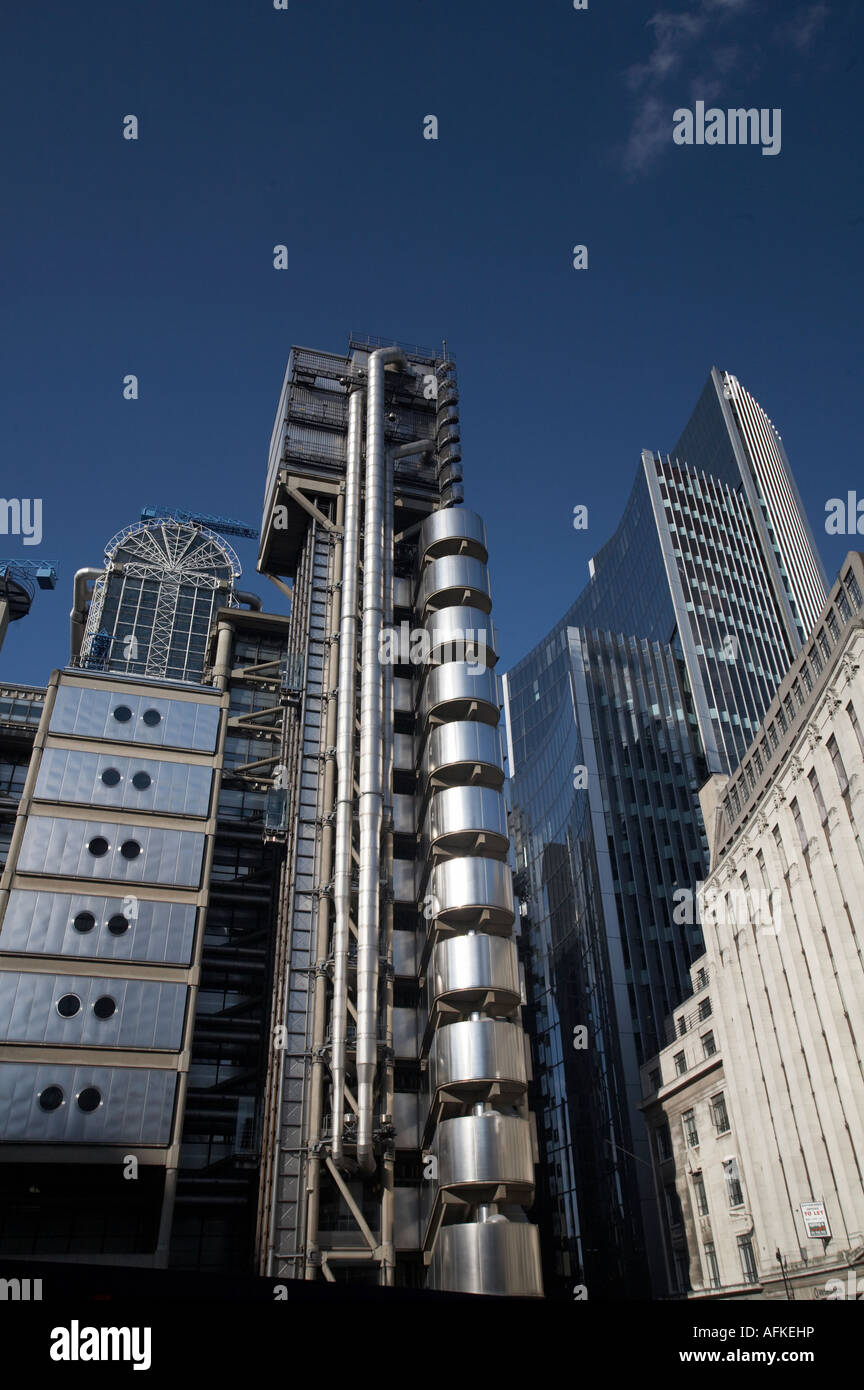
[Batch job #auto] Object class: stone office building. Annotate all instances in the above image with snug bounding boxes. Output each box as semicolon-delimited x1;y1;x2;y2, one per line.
642;552;864;1299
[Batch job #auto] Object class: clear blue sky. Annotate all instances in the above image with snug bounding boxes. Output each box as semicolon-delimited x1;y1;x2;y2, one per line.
2;0;861;687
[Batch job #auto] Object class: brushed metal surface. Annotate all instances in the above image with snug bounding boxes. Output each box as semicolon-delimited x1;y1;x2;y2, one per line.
431;856;515;931
17;816;206;888
419;508;488;563
0;890;197;965
427;786;509;858
421;662;500;727
49;684;220;751
424;723;505;789
430;933;521;1014
430;1018;528;1095
35;748;213;818
429;1220;543;1296
424;606;498;669
0;1062;178;1145
435;1111;535;1195
418;556;491;616
0;971;187;1050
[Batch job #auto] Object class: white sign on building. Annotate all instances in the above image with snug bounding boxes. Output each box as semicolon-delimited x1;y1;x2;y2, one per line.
800;1201;831;1239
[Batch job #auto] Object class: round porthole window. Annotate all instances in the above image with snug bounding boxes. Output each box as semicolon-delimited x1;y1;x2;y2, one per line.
119;839;141;860
57;994;81;1018
112;705;133;723
77;1087;102;1113
107;914;130;936
87;836;110;857
38;1085;64;1112
131;771;151;790
73;911;96;933
101;768;122;787
141;708;161;727
93;996;116;1020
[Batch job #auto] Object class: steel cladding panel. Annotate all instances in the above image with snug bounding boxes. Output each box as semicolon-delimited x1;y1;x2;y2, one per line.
35;748;213;818
0;890;197;964
49;684;220;751
0;1062;177;1144
0;972;187;1050
18;816;205;886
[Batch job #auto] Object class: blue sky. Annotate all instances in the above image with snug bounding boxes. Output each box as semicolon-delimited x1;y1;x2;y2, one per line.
2;0;862;686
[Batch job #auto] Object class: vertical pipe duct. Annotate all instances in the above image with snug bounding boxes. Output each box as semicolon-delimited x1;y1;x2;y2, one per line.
304;492;344;1275
357;346;404;1172
331;385;365;1166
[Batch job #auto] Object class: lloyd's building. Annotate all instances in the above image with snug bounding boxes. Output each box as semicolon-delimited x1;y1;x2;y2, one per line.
0;335;543;1296
503;368;828;1297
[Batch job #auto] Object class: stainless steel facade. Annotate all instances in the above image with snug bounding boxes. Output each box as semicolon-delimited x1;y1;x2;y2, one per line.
255;337;542;1294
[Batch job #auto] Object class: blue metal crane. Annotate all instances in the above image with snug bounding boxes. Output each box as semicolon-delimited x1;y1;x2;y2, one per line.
140;505;259;541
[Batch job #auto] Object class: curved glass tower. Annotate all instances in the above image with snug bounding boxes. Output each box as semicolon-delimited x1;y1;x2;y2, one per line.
503;369;827;1298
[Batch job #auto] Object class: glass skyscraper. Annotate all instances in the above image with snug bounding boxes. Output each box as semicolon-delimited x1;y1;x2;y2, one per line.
503;368;827;1298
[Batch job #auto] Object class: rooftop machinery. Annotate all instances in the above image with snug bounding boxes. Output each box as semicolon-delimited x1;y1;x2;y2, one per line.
255;336;543;1295
0;561;57;653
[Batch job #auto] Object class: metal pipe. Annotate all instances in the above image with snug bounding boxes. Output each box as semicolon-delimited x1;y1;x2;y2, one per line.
234;589;263;611
357;346;404;1173
380;444;396;1282
332;385;365;1166
69;568;102;659
303;491;344;1277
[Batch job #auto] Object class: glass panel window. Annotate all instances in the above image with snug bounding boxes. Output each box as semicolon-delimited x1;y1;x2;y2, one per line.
790;798;808;852
674;1051;687;1076
702;1031;716;1058
808;769;827;822
847;702;864;759
698;997;712;1021
712;1093;731;1135
737;1234;758;1283
683;1109;699;1147
704;1242;721;1289
693;1172;709;1217
828;735;848;794
723;1157;744;1207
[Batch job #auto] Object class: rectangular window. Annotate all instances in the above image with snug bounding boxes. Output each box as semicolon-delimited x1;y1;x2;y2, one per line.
792;679;805;708
845;571;863;609
847;702;864;759
693;1173;709;1217
790;798;808;852
665;1184;684;1229
801;664;813;693
674;1050;687;1076
828;734;848;794
702;1030;716;1058
683;1109;699;1147
827;610;840;642
711;1093;731;1135
704;1242;721;1289
695;966;708;991
772;824;788;873
698;997;712;1021
737;1234;758;1284
655;1122;673;1162
723;1157;744;1208
784;694;795;725
808;768;827;823
768;722;779;750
